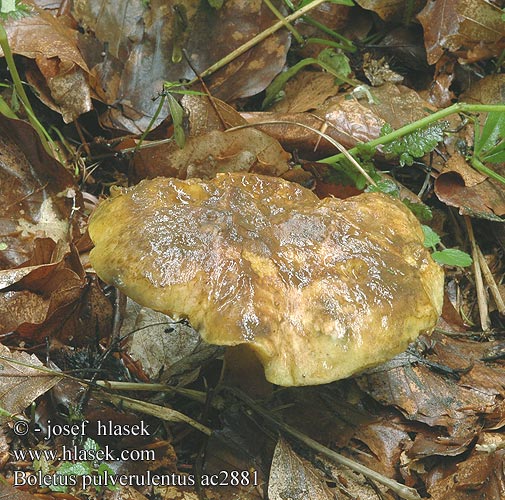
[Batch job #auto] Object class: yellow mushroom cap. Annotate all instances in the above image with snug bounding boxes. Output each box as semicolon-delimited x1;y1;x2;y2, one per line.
89;173;444;386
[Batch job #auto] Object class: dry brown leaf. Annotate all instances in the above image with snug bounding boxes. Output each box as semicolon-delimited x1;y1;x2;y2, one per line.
268;437;335;500
0;344;62;416
0;239;111;344
72;0;290;133
270;72;341;114
121;298;219;385
418;0;505;65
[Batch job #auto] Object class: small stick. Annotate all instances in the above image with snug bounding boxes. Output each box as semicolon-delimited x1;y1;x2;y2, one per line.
263;0;304;45
181;49;227;131
477;246;505;316
195;0;329;82
227;387;422;500
465;216;491;331
96;392;212;436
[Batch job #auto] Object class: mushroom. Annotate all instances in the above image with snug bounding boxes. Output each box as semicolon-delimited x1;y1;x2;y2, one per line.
88;173;444;386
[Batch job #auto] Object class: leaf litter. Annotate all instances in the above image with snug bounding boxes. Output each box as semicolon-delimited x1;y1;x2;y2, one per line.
0;0;504;499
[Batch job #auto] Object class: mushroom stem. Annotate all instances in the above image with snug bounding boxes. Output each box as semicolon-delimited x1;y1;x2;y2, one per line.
227;387;423;500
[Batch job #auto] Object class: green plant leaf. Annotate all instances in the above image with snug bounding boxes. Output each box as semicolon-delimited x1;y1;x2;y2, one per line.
403;200;432;222
381;121;446;167
364;178;399;196
167;93;185;148
474;111;505;158
421;225;441;249
431;249;473;267
56;461;93;476
98;463;119;491
317;48;351;78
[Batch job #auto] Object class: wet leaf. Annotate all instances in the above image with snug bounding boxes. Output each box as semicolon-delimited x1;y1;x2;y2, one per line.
0;343;62;416
418;0;505;65
355;0;424;22
435;154;505;220
382;120;446;167
244;83;437;159
0;0;92;121
133;128;290;180
432;249;473;267
0;114;82;269
268;437;335;500
73;0;290;133
428;450;505;499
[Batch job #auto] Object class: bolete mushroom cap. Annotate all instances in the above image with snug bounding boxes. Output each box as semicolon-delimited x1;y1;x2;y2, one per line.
89;173;444;386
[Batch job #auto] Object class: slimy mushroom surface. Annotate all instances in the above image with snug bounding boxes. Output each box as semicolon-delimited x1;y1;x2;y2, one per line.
89;173;444;386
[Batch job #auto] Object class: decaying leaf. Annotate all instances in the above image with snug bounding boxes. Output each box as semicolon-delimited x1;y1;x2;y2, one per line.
435;154;505;220
120;298;220;385
0;0;92;121
0;239;111;344
358;332;505;441
0;115;82;268
355;0;424;22
244;83;437;158
134;128;290;180
268;437;335;500
418;0;505;65
72;0;290;132
428;450;505;500
0;344;62;416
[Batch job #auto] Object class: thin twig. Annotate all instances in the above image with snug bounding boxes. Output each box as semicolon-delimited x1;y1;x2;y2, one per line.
193;0;329;82
96;392;212;436
465;217;491;331
226;387;422;500
477;246;505;316
226;120;378;187
263;0;304;44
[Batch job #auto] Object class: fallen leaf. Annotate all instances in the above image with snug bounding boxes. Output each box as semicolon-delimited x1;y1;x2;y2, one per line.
355;0;424;21
0;115;83;269
358;332;505;440
134;128;290;180
268;437;335;500
1;1;92;121
0;482;40;500
418;0;505;65
0;239;110;344
243;83;436;159
0;344;62;416
72;0;290;132
428;450;505;499
121;298;220;385
435;155;505;220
